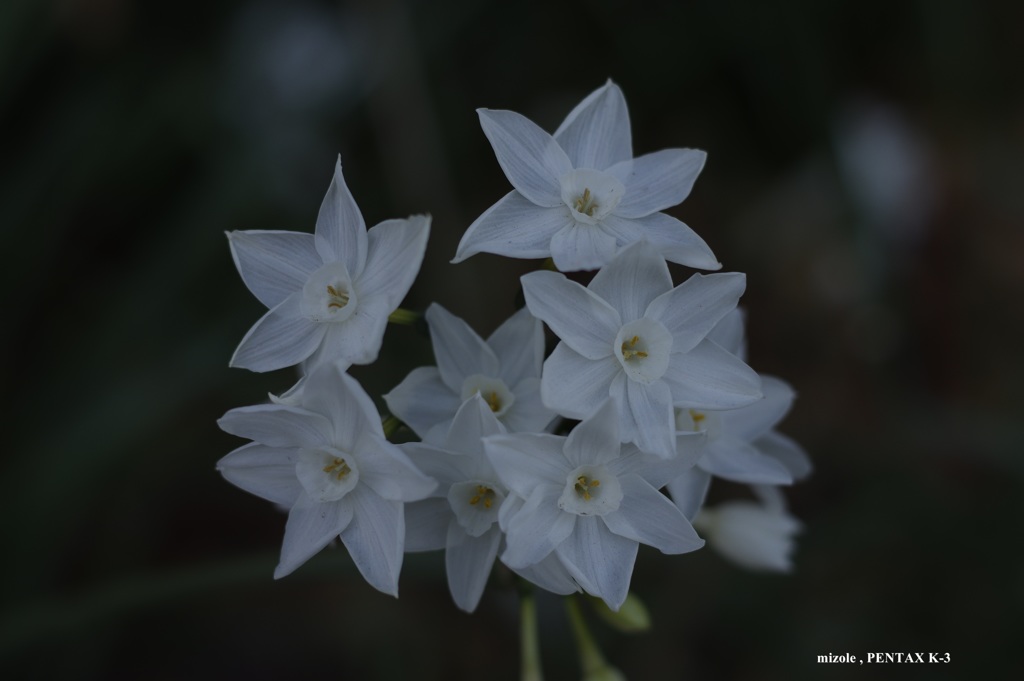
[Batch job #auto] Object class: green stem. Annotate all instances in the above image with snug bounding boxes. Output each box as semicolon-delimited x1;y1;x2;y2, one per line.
381;415;402;439
566;595;626;680
388;307;420;325
520;587;544;681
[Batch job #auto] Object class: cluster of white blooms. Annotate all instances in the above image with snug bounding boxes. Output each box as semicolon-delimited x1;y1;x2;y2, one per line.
218;81;810;615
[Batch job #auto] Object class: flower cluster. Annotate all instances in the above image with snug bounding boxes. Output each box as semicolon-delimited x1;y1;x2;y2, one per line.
218;81;809;616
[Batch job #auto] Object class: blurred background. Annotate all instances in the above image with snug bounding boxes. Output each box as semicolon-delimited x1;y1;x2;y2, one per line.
2;0;1022;678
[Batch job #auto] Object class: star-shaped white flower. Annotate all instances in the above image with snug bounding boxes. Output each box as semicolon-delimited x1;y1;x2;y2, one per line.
484;400;704;611
384;304;556;444
454;80;719;271
521;241;762;459
217;363;436;595
228;157;430;372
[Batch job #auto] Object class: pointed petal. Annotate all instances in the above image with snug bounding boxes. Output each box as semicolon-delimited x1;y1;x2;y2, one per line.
608;148;706;218
603;475;703;554
477;108;573;207
521;271;619;359
488;306;544;387
426;303;499;391
510;552;580;595
719;376;795;441
218;404;333;449
304;303;388;368
446;524;502;612
217;443;303;506
383;366;461;440
624;379;676;459
339;488;405;596
646;273;746;354
706;308;747;360
540;344;619;418
556;516;637;611
549;222;618;271
275;494;352;578
404;498;451;552
355;430;437;502
484;433;569;497
444;393;505;456
662;339;763;409
564;399;620;467
227;230;321;309
700;438;793;485
501;488;575;568
588;241;672;323
666;468;712;522
356;215;430;308
612;439;704;489
400;442;473;490
502;377;557;433
621;212;720;270
453;191;572;262
230;294;326;372
755;431;813;480
553;81;632;170
302;366;383;450
314;158;367;270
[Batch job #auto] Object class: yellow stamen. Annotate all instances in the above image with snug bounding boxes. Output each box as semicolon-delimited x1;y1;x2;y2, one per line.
469;485;495;509
326;285;350;310
574;188;597;216
322;457;352;480
621;335;648;361
574;475;601;501
484;391;501;412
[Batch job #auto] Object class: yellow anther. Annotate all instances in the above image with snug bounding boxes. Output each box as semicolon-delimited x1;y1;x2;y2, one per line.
469;485;495;509
621;335;648;361
326;285;350;310
485;391;501;412
574;188;597;216
322;457;352;480
689;409;706;426
574;475;601;501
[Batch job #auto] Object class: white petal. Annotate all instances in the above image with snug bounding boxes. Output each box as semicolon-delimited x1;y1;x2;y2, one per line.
453;191;572;263
755;431;813;480
217;443;303;506
400;442;472;489
302;366;383;450
666;468;712;522
556;516;637;611
484;433;569;497
588;241;672;323
662;339;763;409
218;404;333;449
404;498;451;552
521;271;620;359
624;379;676;459
502;378;557;433
446;524;502;612
563;399;620;468
501;488;575;569
719;376;795;441
549;223;618;271
477;108;573;207
314;158;367;271
355;430;437;502
700;438;793;485
621;212;721;270
510;553;580;595
698;501;801;572
488;307;544;388
603;475;703;554
426;303;499;391
356;215;430;308
608;148;706;218
383;366;461;440
230;294;327;372
339;488;405;596
646;273;746;354
275;494;353;579
305;303;388;368
553;81;632;171
706;308;747;359
540;344;620;418
611;440;704;489
227;230;321;309
444;393;505;456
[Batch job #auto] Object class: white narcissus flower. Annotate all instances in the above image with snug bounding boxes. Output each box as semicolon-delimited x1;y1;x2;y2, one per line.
217;363;436;595
453;80;719;272
384;304;556;444
692;485;802;573
485;400;705;611
522;241;762;459
228;157;430;373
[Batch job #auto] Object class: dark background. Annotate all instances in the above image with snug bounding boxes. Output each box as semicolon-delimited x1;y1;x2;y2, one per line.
2;0;1022;679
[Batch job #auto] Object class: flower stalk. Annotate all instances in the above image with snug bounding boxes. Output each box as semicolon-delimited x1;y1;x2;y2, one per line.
566;595;626;681
520;584;544;681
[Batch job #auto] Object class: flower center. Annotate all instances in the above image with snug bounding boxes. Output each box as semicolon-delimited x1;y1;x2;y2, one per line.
614;318;672;383
326;285;350;310
460;374;515;417
674;407;721;441
296;447;360;502
574;188;598;217
301;261;359;323
620;335;648;361
448;479;505;537
558;465;622;516
558;168;625;225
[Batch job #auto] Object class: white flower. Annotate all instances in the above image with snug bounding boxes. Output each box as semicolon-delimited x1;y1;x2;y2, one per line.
228;157;430;372
667;309;811;518
384;304;556;444
453;80;719;271
521;241;762;459
485;400;704;611
401;394;509;612
692;486;802;572
217;363;436;595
